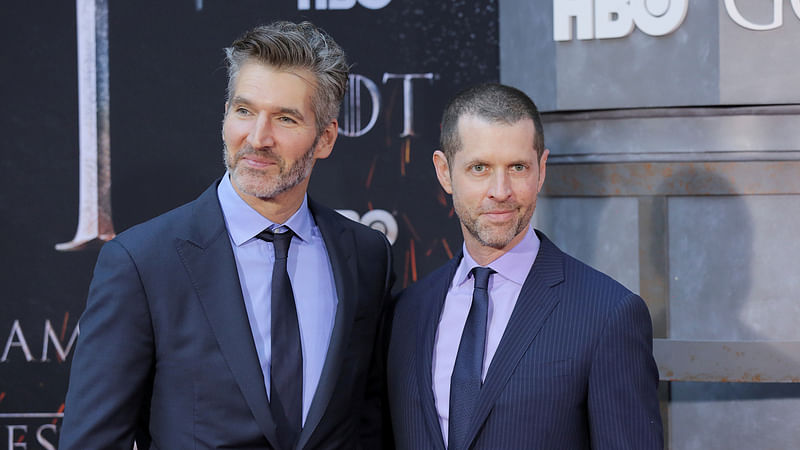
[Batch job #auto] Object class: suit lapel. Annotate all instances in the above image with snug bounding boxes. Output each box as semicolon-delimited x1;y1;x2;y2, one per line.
464;232;565;448
416;255;461;450
296;200;359;450
174;181;281;449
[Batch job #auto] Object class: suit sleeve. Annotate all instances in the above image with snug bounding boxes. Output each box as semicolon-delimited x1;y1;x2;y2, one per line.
59;240;155;450
587;293;664;450
359;232;396;449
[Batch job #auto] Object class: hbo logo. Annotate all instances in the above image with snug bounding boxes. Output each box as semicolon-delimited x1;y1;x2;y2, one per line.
298;0;391;10
554;0;689;40
336;209;398;244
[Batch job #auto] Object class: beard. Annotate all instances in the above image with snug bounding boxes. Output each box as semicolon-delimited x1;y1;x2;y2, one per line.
454;197;534;250
224;138;318;199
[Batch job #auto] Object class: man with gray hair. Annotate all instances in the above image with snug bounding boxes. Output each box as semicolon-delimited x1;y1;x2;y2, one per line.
387;83;662;449
60;21;394;450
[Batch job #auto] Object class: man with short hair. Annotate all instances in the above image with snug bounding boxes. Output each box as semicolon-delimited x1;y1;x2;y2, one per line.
387;83;662;449
60;21;393;450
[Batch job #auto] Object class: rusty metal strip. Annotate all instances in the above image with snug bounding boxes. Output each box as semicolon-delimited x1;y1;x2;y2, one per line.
542;104;800;121
549;150;800;164
638;196;672;447
654;339;800;382
638;197;669;339
543;161;800;197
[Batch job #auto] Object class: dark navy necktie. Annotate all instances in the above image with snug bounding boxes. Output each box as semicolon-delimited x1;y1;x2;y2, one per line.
257;227;303;449
449;266;495;450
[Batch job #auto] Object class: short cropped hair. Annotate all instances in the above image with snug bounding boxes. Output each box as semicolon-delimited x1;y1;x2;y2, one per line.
440;83;545;163
224;21;349;134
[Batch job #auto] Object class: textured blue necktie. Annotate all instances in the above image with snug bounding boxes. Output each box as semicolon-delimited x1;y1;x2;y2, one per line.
449;266;495;450
257;227;302;450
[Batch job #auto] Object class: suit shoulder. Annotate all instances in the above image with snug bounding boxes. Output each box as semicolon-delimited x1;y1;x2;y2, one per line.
111;180;221;249
395;260;454;306
563;251;628;287
113;201;195;247
559;250;641;310
535;231;635;303
409;261;454;292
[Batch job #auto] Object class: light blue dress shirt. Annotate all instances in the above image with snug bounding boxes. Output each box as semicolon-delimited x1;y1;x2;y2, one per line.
217;173;338;425
432;226;540;446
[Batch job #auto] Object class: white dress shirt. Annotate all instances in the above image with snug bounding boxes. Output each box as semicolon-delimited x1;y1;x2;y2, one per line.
432;226;540;446
217;173;338;424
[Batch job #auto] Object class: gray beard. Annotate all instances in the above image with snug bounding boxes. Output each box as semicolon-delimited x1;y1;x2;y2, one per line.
456;202;533;250
224;137;318;199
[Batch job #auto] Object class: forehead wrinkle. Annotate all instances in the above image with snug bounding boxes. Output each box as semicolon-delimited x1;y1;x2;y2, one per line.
271;65;318;106
233;61;317;94
281;67;317;89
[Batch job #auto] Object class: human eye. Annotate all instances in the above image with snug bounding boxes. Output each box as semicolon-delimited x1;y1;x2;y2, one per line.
234;106;252;117
277;115;298;124
511;163;527;172
471;164;486;173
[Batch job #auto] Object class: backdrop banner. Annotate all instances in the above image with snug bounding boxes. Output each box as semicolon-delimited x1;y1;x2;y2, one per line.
0;1;498;446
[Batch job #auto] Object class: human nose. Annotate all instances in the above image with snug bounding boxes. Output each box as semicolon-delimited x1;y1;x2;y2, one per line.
246;113;275;148
487;171;512;201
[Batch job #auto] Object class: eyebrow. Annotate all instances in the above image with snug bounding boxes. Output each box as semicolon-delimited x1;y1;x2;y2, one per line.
229;96;251;109
462;158;533;167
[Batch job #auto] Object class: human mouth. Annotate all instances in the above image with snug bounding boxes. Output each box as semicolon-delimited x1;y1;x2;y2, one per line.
239;154;278;169
482;209;516;222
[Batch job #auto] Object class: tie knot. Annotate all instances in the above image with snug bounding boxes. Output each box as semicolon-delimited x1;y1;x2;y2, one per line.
257;227;294;259
470;266;495;291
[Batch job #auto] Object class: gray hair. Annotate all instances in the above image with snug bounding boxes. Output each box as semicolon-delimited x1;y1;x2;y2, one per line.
224;21;349;134
440;83;545;163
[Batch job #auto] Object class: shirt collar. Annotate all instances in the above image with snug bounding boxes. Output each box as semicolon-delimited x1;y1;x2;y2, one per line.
217;172;314;246
453;226;541;288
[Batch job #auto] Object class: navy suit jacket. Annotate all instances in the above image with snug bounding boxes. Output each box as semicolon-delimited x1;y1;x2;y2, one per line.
387;230;662;450
60;179;394;449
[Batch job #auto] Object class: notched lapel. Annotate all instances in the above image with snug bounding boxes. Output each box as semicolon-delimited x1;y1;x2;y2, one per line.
175;182;281;449
415;256;460;450
465;234;566;448
297;202;359;449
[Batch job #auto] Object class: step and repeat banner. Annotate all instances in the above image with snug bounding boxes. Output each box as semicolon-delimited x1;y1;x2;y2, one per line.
0;1;498;446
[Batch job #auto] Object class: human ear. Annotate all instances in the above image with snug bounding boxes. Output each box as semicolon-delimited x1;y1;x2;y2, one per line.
537;148;549;192
314;120;339;160
432;150;453;194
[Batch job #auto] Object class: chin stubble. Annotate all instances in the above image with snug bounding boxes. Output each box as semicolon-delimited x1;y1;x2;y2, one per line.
223;138;318;199
458;202;534;250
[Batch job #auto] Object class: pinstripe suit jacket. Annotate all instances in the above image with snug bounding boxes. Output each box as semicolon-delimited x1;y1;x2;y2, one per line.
387;230;662;450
